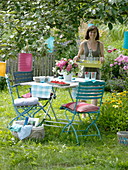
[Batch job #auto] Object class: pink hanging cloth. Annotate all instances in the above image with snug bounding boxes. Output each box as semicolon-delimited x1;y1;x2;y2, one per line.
18;53;33;72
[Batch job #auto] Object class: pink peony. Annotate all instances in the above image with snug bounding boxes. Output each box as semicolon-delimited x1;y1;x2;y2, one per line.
114;62;118;65
56;60;67;68
66;64;72;72
123;65;128;70
123;56;128;63
115;54;124;62
53;58;79;74
110;64;114;67
107;50;113;53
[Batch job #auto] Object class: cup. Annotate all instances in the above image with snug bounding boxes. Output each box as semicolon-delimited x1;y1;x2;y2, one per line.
84;72;90;81
91;72;97;80
47;76;54;82
94;57;99;64
40;76;46;83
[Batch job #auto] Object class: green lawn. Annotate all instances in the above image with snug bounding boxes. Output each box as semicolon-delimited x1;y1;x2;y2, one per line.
0;87;128;170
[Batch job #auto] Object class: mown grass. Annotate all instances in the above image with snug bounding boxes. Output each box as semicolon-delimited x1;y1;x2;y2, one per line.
0;87;128;170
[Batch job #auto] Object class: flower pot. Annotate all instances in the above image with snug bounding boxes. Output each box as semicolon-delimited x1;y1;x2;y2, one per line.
63;73;72;81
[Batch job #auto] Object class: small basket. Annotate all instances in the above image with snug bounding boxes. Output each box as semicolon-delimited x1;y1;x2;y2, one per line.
12;120;45;140
117;131;128;145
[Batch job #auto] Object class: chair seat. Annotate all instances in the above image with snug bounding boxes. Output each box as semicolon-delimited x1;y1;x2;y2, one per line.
14;97;39;106
60;102;99;113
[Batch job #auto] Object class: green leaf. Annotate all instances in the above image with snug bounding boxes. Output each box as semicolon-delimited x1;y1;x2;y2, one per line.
117;16;124;24
108;22;113;30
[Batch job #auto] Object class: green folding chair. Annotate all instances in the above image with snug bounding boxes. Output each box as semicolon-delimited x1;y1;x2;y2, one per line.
60;81;105;145
5;75;51;127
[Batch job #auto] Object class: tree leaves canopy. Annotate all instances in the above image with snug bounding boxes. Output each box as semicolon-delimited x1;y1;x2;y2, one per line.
0;0;127;60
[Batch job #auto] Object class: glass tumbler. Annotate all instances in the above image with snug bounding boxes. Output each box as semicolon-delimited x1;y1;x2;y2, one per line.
84;72;90;81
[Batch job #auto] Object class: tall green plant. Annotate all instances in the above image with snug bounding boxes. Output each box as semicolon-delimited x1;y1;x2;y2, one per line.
99;91;128;132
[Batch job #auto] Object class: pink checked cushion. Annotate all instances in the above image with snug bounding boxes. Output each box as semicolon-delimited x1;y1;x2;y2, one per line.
61;102;99;112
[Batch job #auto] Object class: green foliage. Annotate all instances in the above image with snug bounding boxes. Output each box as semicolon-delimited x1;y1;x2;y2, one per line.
0;1;127;60
0;77;6;90
106;79;128;92
0;88;128;169
101;48;120;81
0;87;128;169
99;91;128;132
100;24;127;44
54;40;78;60
101;30;128;92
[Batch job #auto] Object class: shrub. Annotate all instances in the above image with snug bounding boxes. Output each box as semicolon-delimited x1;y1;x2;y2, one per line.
101;47;120;81
101;47;128;91
98;91;128;132
0;77;6;91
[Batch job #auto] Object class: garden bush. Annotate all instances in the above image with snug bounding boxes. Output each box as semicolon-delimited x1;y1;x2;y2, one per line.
0;77;6;90
98;91;128;132
101;46;128;91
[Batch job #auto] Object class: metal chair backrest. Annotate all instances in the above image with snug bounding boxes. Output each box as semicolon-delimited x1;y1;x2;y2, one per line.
13;71;33;83
76;81;105;106
5;75;16;106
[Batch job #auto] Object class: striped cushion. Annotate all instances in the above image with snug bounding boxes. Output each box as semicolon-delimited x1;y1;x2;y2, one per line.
60;102;99;112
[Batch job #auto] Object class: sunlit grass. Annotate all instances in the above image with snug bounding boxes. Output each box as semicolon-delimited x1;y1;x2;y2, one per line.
0;87;128;170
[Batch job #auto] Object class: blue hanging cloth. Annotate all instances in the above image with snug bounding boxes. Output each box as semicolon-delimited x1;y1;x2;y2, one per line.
45;36;54;53
88;24;94;27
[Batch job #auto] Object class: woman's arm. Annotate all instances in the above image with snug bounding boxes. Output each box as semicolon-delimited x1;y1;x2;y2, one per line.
100;42;105;63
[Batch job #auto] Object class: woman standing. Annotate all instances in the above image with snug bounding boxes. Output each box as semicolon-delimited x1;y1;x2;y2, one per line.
74;25;104;107
74;25;104;79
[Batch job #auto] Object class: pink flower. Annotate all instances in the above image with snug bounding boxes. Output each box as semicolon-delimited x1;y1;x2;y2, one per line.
112;48;117;51
115;54;124;62
56;60;67;69
114;62;118;65
123;56;128;63
66;64;72;72
123;65;128;70
107;50;113;53
110;64;114;67
53;58;79;74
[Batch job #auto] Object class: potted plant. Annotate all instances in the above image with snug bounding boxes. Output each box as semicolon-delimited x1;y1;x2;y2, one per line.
52;58;79;81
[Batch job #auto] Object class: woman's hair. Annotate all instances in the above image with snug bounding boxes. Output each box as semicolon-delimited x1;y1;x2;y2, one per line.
85;25;99;40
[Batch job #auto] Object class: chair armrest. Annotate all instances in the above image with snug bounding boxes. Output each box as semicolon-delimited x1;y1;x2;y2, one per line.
12;83;21;88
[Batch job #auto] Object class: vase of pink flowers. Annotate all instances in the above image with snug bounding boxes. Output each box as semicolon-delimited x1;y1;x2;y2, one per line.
52;58;79;81
63;72;73;81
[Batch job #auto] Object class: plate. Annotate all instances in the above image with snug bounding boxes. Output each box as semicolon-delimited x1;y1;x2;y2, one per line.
48;82;70;86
